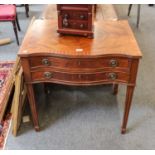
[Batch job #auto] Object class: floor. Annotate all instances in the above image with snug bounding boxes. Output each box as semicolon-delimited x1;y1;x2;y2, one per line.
1;4;155;149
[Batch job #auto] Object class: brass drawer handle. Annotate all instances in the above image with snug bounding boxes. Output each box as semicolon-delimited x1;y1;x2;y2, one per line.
108;73;117;80
42;58;50;66
110;59;118;67
44;72;53;79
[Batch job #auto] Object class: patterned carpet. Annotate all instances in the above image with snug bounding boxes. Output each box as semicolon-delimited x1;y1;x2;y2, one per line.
0;62;15;150
0;114;11;150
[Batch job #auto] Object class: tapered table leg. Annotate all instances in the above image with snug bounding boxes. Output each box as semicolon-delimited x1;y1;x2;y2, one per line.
112;84;118;95
121;85;135;134
27;84;40;131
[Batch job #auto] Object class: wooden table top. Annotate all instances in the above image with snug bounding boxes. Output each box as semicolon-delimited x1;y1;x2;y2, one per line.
18;19;142;58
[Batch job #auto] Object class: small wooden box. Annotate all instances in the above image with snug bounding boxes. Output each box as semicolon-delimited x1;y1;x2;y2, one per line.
57;4;94;38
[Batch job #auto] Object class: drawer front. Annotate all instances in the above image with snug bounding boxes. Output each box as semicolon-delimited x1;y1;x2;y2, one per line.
62;20;88;30
31;70;129;84
29;57;131;71
61;11;89;21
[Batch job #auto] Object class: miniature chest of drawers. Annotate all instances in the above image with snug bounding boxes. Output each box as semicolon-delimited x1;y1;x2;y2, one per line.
57;4;94;38
19;19;142;134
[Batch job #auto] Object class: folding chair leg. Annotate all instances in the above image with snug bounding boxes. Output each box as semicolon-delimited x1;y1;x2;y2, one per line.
16;14;21;31
137;4;141;28
25;4;29;17
128;4;132;16
12;20;19;45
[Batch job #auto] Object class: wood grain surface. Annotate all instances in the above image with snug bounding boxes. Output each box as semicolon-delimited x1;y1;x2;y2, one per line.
19;20;142;58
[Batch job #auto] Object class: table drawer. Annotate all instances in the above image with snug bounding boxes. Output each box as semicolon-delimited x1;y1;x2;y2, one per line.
31;70;129;84
29;56;131;71
62;20;88;30
61;10;89;21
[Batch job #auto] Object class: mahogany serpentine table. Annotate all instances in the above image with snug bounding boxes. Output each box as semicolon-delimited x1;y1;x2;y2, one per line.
18;19;142;134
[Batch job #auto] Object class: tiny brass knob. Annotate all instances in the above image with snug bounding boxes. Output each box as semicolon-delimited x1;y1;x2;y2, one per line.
108;73;117;80
64;22;69;27
110;59;118;67
64;14;69;18
63;18;69;27
42;58;50;66
80;24;84;29
44;72;53;79
80;15;85;19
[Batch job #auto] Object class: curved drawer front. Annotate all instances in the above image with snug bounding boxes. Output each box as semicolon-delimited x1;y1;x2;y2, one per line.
31;70;129;84
29;56;131;72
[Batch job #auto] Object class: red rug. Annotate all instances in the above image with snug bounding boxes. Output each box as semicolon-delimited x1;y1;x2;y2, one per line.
0;61;15;150
0;113;12;150
0;61;15;114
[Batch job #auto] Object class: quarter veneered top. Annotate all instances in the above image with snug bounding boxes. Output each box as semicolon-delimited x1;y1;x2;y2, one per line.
18;19;142;58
